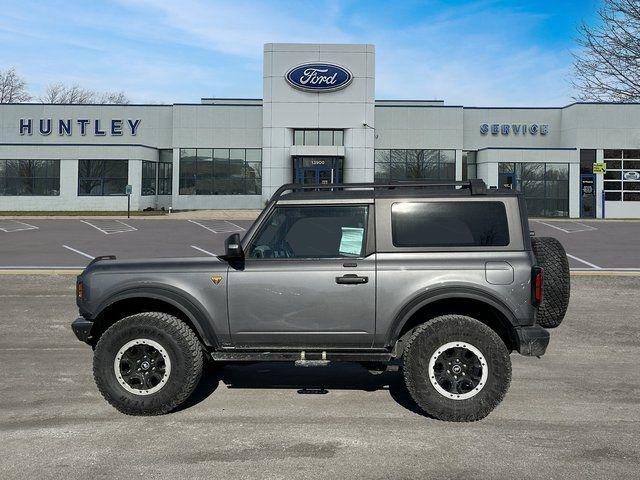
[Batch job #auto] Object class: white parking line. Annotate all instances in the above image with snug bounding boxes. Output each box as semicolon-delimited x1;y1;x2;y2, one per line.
81;219;137;234
0;220;39;233
566;253;602;270
190;245;217;256
188;220;216;233
62;245;95;260
224;220;245;230
563;222;598;233
188;219;245;234
534;220;597;234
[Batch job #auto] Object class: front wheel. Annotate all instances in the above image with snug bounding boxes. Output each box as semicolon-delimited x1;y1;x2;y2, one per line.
93;312;203;415
402;315;511;422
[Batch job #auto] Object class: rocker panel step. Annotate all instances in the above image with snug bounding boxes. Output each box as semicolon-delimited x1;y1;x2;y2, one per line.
210;350;393;363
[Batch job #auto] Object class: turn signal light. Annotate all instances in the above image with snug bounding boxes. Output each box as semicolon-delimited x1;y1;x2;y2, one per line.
531;266;543;306
76;280;84;300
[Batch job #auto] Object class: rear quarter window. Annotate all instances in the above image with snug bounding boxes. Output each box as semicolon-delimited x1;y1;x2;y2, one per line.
391;201;510;247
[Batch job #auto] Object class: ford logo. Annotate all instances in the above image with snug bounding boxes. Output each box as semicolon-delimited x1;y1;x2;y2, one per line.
285;63;353;92
623;171;640;181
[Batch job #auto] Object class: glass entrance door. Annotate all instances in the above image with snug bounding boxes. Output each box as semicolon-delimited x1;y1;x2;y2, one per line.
580;174;596;218
498;172;515;190
303;169;317;184
317;168;333;185
301;167;334;185
294;157;343;185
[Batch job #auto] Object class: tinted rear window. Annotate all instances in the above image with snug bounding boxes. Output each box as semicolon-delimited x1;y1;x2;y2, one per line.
391;202;510;247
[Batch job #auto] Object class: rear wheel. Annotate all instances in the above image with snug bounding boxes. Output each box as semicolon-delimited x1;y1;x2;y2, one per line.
93;312;203;415
402;315;511;422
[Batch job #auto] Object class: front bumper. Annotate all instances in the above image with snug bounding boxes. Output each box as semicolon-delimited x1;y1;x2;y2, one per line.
71;317;94;344
515;325;550;356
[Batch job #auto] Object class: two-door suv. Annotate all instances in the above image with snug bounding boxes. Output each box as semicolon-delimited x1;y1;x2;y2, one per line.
72;180;570;421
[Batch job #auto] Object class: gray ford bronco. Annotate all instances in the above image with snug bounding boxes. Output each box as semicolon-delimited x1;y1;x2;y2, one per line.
72;180;570;421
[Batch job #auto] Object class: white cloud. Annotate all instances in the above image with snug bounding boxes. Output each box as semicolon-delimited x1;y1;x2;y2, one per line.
118;0;575;105
0;0;577;104
115;0;354;57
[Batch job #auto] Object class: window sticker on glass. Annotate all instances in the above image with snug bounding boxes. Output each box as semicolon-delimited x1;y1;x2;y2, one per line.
339;227;364;256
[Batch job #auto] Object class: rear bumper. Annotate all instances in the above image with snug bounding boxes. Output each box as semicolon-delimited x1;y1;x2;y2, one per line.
71;317;94;344
515;325;550;356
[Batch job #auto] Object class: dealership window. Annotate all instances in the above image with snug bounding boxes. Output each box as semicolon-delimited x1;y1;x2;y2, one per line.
78;160;128;196
179;148;261;195
0;159;60;196
603;149;640;202
374;149;456;182
158;149;173;195
462;151;477;180
498;162;569;217
141;161;157;196
158;165;172;195
293;129;344;146
391;202;510;247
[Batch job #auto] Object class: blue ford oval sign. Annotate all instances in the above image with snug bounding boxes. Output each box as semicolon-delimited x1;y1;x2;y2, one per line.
285;63;353;92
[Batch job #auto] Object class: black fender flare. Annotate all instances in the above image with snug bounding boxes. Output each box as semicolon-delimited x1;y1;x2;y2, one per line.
385;286;519;347
92;285;219;347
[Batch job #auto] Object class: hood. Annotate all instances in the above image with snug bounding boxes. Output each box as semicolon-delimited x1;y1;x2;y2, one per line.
82;255;225;275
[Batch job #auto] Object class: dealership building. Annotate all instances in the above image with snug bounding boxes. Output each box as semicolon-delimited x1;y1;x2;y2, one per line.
1;43;640;218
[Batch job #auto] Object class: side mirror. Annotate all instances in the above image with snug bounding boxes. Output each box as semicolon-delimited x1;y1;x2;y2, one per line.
224;233;244;259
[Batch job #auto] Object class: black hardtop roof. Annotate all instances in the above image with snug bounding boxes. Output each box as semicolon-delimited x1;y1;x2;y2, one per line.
274;180;519;202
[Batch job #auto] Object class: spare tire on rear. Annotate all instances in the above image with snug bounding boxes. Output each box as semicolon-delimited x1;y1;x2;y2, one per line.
531;236;570;328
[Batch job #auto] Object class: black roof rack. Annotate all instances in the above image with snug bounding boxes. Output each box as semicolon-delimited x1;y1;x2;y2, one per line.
270;179;487;201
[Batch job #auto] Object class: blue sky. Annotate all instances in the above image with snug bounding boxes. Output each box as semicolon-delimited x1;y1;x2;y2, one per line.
0;0;599;105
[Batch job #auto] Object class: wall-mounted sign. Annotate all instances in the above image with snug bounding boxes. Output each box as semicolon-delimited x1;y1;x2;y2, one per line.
480;123;549;136
624;170;640;180
19;118;141;136
285;63;353;92
593;162;607;174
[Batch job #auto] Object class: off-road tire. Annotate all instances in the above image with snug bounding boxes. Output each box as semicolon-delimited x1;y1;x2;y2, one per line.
93;312;203;415
402;315;511;422
531;236;570;328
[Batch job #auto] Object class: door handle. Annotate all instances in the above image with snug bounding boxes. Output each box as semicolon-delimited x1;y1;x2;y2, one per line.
336;274;368;285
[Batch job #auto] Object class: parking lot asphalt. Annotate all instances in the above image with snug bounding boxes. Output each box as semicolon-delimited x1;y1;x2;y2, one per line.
0;217;639;272
1;274;639;480
0;218;253;268
529;219;640;270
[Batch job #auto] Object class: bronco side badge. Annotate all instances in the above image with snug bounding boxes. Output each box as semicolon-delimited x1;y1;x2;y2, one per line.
211;275;223;285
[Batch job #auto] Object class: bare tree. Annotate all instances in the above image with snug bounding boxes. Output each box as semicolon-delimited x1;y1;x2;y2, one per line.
40;82;131;104
573;0;640;101
40;83;95;104
96;91;130;104
0;67;32;103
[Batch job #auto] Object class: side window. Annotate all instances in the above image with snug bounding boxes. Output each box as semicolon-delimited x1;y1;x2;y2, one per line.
248;205;368;259
391;202;510;247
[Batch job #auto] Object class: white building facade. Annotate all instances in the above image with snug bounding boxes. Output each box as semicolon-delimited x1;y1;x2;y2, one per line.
1;43;640;218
